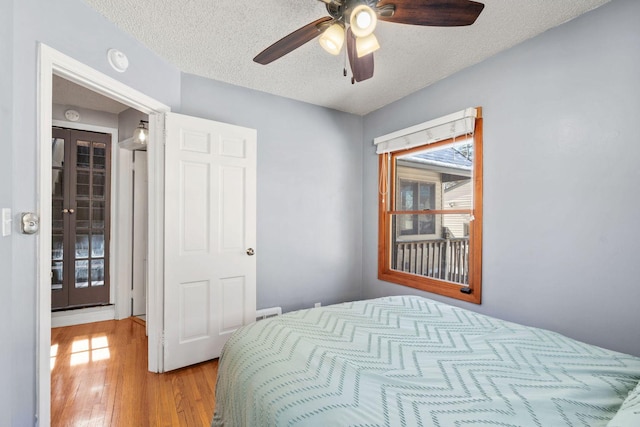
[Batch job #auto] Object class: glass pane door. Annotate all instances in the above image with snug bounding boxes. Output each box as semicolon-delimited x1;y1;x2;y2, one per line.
51;129;67;309
51;128;111;310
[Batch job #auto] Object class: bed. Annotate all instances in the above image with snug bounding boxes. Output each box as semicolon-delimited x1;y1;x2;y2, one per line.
212;296;640;426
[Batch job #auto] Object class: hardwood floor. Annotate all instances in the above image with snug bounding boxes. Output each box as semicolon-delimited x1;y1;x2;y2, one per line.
51;318;218;426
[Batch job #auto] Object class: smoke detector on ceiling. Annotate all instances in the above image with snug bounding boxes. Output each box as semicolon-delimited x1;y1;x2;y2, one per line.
64;109;80;122
107;48;129;73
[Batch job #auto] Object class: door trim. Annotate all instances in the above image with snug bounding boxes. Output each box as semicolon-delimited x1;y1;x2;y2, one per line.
37;43;170;427
51;305;116;328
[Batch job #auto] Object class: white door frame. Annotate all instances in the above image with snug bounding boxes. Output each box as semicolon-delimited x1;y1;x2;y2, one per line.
37;43;170;427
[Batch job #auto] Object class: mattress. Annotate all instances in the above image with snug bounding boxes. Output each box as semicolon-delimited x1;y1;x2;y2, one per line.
213;296;640;426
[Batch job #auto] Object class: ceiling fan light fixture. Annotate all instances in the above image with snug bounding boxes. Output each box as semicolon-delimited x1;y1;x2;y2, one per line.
253;0;485;84
319;22;345;55
350;5;377;38
355;33;380;58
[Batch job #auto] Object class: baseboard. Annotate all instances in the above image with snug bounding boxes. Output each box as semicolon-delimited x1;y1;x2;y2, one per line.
51;305;116;328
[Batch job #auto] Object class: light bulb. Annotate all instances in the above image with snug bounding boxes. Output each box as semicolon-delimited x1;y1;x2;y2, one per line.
133;121;149;145
356;11;371;29
350;5;377;38
319;23;345;55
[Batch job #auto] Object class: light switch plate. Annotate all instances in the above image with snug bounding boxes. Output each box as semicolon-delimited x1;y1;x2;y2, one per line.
2;208;12;236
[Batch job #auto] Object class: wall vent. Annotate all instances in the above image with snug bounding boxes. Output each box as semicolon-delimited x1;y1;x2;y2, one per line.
256;306;282;321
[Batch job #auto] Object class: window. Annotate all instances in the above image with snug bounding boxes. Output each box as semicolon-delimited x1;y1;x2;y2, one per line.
376;108;483;304
398;180;436;236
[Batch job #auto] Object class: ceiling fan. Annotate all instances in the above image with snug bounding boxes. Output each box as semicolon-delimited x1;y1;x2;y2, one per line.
253;0;485;83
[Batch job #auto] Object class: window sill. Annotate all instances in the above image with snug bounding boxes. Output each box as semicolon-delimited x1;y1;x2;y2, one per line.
378;269;481;304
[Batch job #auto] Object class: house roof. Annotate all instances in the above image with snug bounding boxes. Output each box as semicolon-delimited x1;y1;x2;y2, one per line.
401;147;473;179
403;146;473;174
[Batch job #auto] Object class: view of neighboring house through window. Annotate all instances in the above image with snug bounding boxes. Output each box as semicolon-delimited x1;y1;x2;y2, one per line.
398;180;436;235
377;108;483;304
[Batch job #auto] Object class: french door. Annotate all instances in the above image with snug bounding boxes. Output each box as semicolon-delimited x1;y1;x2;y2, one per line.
51;127;111;310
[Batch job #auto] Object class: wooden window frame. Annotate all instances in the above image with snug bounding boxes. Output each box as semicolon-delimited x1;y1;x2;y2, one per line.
377;113;483;304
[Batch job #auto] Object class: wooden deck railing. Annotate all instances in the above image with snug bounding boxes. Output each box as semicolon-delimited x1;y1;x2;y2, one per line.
393;238;469;284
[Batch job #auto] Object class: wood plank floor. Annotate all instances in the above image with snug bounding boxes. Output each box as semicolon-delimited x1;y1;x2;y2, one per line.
51;318;218;426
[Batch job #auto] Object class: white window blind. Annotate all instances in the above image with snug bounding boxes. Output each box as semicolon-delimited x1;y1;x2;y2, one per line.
373;107;477;154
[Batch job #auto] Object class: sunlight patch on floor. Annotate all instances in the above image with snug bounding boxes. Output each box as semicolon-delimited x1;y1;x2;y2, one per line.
50;344;58;371
64;335;111;366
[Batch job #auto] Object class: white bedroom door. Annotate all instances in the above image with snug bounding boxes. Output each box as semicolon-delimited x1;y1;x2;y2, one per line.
163;112;257;372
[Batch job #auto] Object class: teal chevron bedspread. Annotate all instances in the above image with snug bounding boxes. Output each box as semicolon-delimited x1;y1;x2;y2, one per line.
212;296;640;426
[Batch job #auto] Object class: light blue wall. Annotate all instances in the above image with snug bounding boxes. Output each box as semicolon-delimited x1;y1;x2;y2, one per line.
8;0;181;424
1;1;14;426
5;0;640;424
362;0;640;357
180;75;364;313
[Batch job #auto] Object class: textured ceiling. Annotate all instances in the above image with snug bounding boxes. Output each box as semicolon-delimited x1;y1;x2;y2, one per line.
81;0;610;115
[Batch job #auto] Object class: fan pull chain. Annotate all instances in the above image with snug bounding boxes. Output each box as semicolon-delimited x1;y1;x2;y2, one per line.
343;41;348;77
342;27;354;83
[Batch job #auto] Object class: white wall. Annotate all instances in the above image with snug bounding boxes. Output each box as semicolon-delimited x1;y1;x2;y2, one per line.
180;75;364;313
52;104;118;129
362;0;640;357
114;108;149;319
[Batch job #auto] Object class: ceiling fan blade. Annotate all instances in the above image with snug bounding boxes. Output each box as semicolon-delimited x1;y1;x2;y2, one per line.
346;28;374;83
377;0;485;27
254;17;333;65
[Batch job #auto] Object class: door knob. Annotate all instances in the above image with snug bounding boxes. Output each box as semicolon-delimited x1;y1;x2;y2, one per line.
62;208;68;213
246;248;255;256
69;209;75;214
21;212;40;234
